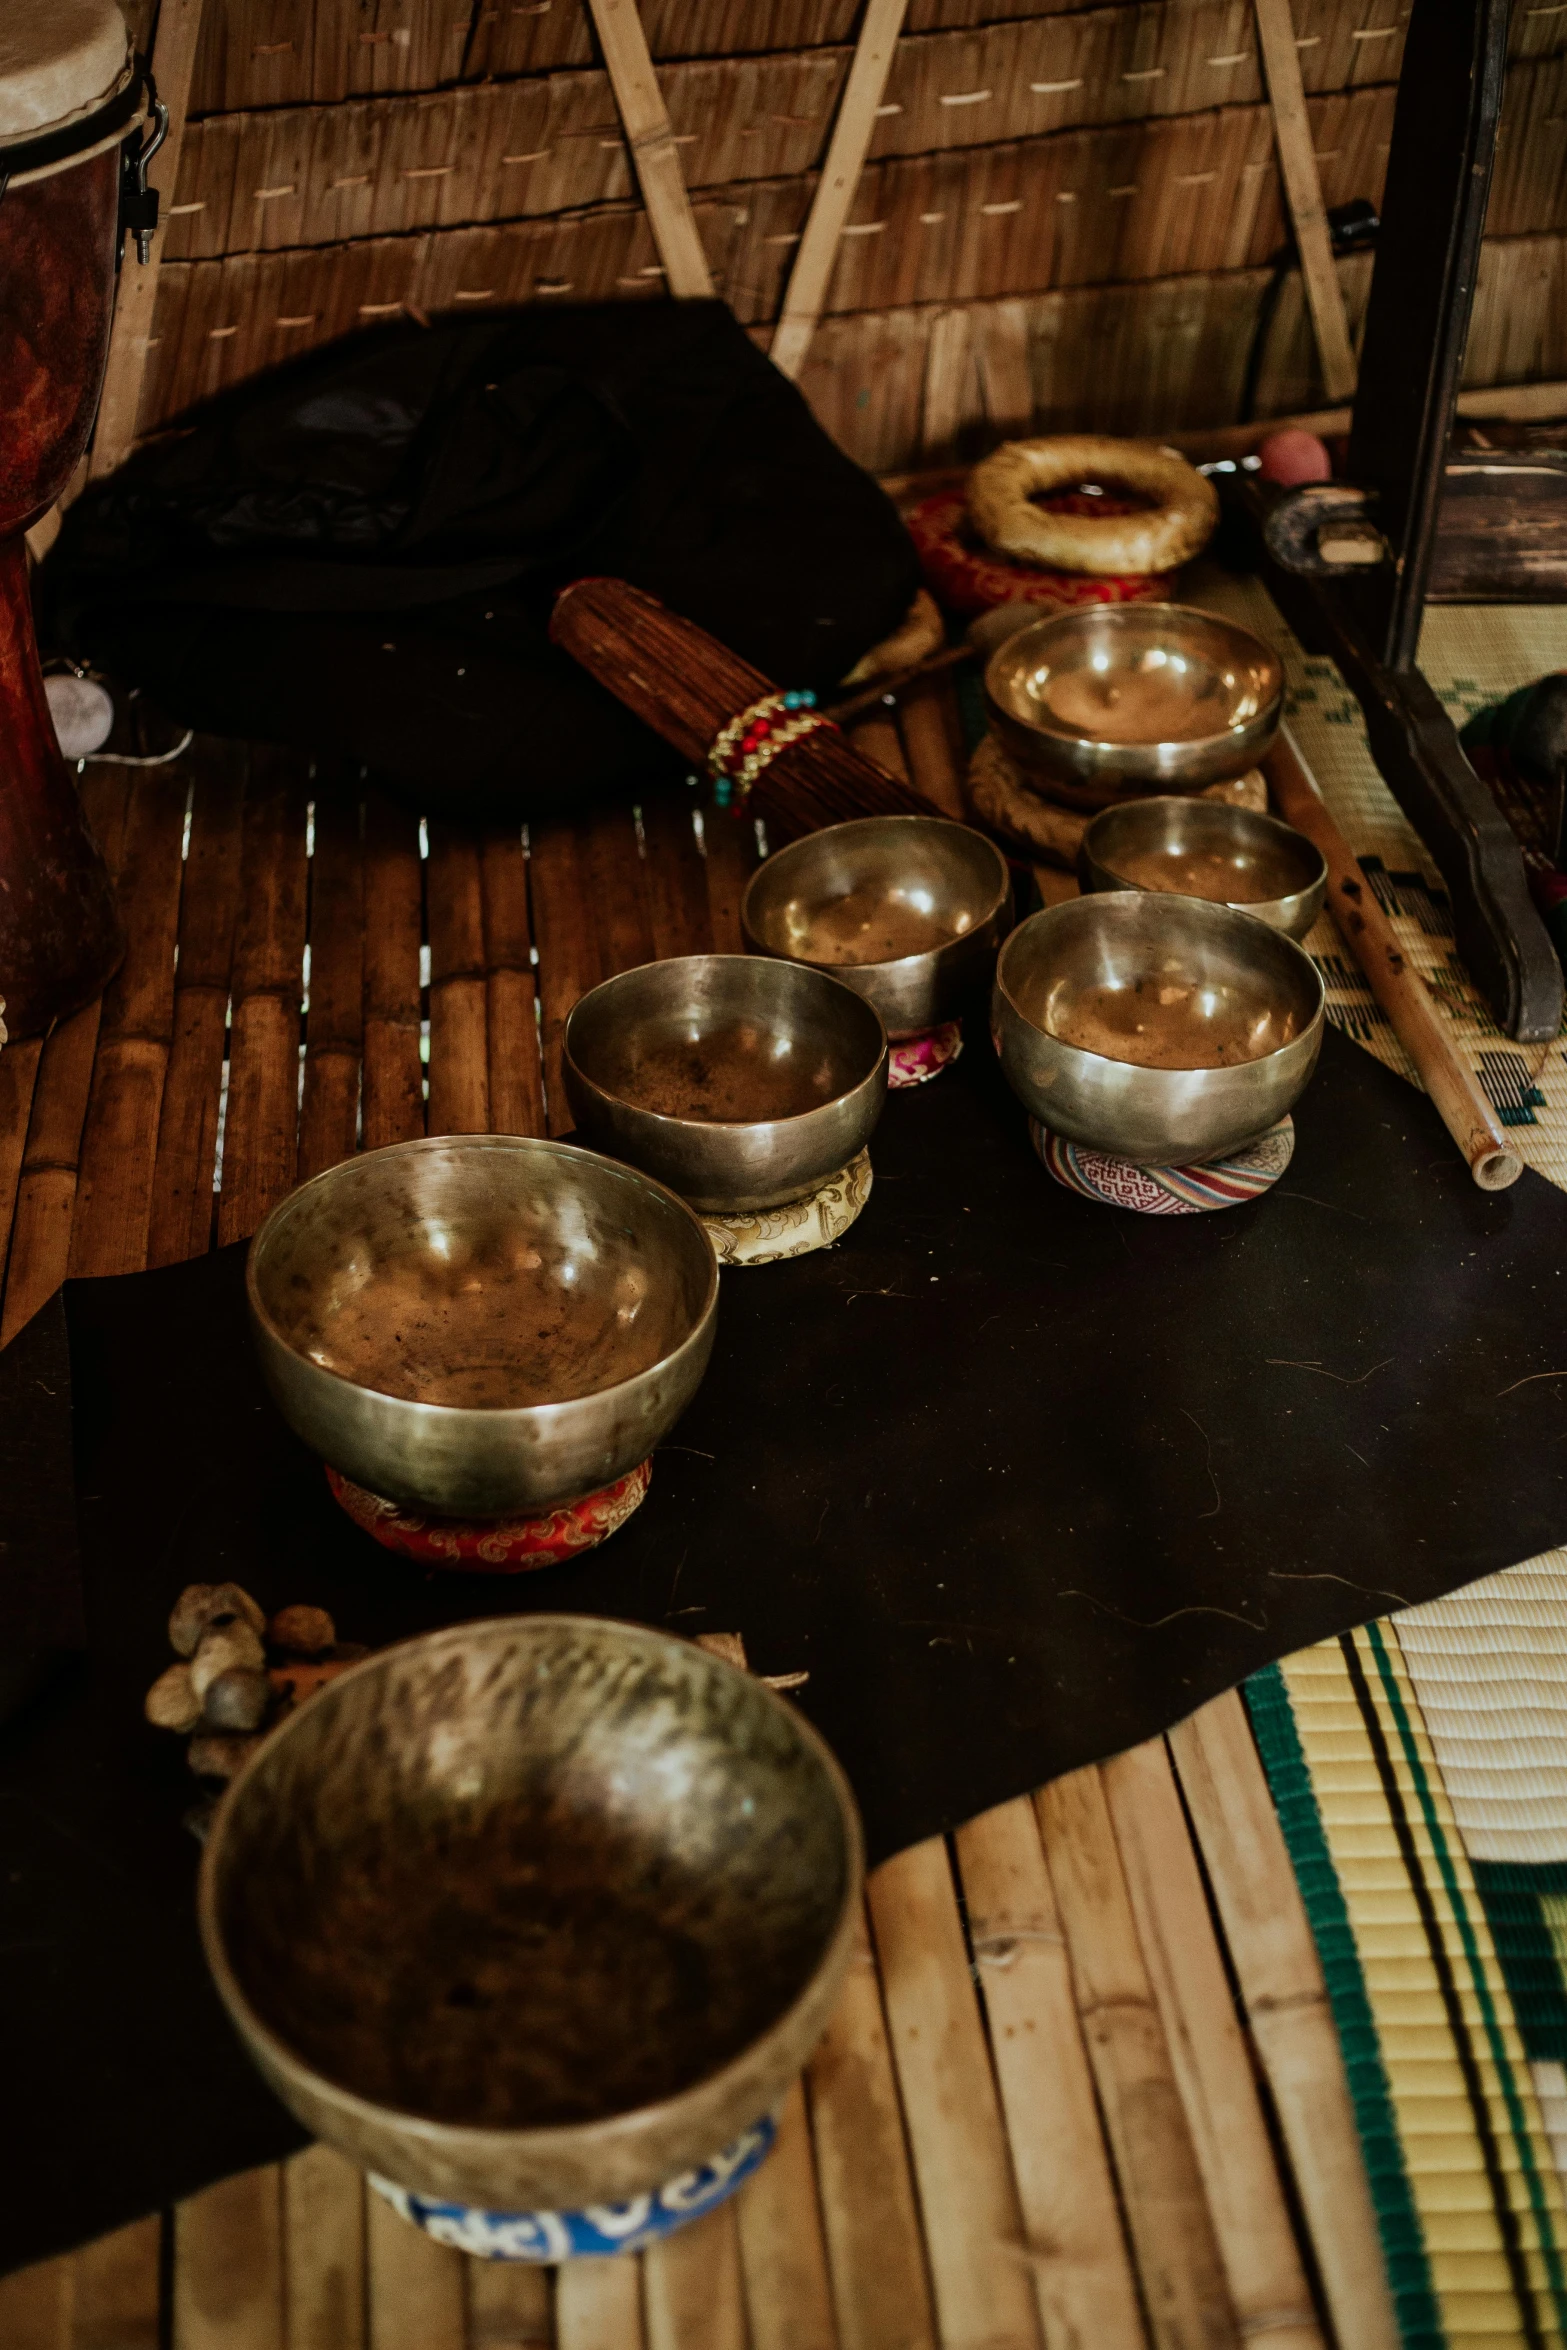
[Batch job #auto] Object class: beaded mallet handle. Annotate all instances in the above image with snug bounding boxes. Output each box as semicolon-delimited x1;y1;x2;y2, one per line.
550;578;940;839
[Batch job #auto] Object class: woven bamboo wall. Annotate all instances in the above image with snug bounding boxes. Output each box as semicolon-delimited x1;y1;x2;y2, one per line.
129;0;1567;472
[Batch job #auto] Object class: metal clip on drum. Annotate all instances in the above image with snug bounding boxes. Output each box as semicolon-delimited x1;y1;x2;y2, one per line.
0;2;163;1037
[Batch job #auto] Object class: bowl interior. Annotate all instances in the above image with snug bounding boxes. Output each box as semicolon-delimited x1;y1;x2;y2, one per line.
250;1140;713;1411
1086;798;1324;908
568;957;884;1126
209;1620;853;2131
987;605;1281;751
744;817;1008;970
1001;894;1320;1073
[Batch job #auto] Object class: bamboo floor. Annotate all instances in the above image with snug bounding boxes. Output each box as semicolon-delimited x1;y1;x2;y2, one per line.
0;686;1391;2350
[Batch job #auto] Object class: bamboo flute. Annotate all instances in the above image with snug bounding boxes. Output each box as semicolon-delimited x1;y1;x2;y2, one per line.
1264;725;1524;1191
550;578;943;840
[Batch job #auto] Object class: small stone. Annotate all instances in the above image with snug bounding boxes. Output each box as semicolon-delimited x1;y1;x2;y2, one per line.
267;1604;335;1656
189;1619;266;1699
202;1666;271;1732
145;1661;201;1733
188;1733;262;1782
169;1582;265;1657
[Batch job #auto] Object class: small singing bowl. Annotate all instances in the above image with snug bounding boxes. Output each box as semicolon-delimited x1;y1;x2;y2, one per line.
993;892;1324;1165
740;815;1013;1040
1079;797;1328;941
985;604;1284;797
198;1616;864;2217
247;1136;718;1519
562;955;888;1214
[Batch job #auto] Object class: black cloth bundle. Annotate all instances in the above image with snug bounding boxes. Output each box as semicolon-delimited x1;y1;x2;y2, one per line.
42;303;920;820
6;1025;1567;2268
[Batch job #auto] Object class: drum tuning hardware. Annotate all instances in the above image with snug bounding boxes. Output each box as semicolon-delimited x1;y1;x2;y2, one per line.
120;61;169;265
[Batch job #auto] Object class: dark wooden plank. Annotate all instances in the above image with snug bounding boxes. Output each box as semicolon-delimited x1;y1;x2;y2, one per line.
641;790;713;962
528;819;600;1138
0;773;132;1343
481;828;545;1141
702;803;759;957
0;1037;43;1305
898;680;968;821
427;821;489;1139
584;805;654;982
216;748;309;1248
70;767;189;1277
361;792;425;1152
147;742;246;1269
297;785;364;1183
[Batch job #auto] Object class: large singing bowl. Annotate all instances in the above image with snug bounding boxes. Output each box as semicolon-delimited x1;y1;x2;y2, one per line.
563;955;887;1212
993;891;1324;1164
199;1615;864;2211
246;1136;719;1518
741;815;1013;1039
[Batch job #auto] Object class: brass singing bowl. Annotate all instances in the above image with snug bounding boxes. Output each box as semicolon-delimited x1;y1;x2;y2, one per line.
199;1615;864;2210
740;815;1013;1040
1079;797;1328;941
993;892;1324;1165
984;604;1284;795
247;1136;718;1519
562;955;888;1214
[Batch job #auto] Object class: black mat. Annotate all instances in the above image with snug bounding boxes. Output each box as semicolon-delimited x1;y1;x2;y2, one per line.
5;1022;1567;2269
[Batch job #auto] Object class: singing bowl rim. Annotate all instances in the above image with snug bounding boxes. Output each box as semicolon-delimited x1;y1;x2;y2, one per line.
992;892;1325;1161
245;1132;723;1485
1078;795;1330;941
983;602;1285;788
561;954;889;1211
197;1614;865;2207
738;814;1014;981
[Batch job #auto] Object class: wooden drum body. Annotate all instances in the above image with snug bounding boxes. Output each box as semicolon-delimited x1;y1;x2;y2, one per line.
0;42;133;1037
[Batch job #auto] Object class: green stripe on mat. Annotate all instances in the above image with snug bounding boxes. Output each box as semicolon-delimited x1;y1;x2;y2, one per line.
1244;1661;1442;2347
1365;1620;1567;2338
1474;1861;1567;2068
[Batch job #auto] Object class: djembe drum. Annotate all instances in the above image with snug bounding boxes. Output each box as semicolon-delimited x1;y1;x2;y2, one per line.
0;3;158;1037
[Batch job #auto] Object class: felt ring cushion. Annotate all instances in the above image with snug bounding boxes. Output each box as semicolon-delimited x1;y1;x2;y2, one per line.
907;490;1175;620
966;437;1220;575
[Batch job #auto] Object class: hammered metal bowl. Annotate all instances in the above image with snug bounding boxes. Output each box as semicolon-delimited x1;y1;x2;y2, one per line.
993;891;1324;1164
1080;797;1328;940
199;1615;863;2211
247;1136;718;1518
985;604;1284;797
562;955;888;1213
740;815;1013;1040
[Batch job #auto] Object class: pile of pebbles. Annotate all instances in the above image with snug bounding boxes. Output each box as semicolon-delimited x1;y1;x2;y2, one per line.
145;1582;367;1833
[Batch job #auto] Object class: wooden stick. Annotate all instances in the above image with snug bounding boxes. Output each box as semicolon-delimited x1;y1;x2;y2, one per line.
174;2166;286;2350
282;2145;365;2350
1252;0;1357;406
529;818;602;1136
216;750;309;1246
822;646;971;730
0;2253;70;2348
585;805;656;981
426;821;490;1138
365;2181;465;2350
845;714;911;789
732;2078;838;2350
641;790;714;961
805;1904;938;2350
1101;1740;1324;2350
770;0;911;382
1035;1768;1241;2350
360;793;425;1153
554;2253;644;2350
701;808;758;955
0;1037;42;1296
481;827;546;1142
1168;1693;1399;2350
297;786;364;1184
865;1838;1044;2350
147;740;245;1266
952;1799;1144;2346
466;2257;553;2350
90;0;208;480
72;2216;164;2350
644;2201;748;2350
586;0;713;300
890;686;968;822
1264;725;1523;1189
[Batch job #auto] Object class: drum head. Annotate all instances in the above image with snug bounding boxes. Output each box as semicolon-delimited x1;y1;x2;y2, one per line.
0;0;135;184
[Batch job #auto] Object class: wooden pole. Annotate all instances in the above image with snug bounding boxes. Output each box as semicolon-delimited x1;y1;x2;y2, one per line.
586;0;714;300
1252;0;1358;407
89;0;207;480
1264;724;1523;1189
771;0;911;383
